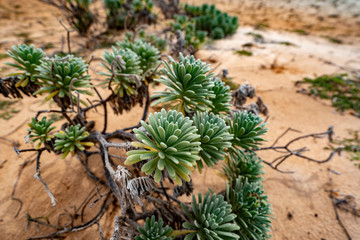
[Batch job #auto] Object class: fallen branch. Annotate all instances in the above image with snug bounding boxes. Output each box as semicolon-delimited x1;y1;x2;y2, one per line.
256;127;342;173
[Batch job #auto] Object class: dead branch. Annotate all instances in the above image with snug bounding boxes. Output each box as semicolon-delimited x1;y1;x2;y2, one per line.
256;126;342;173
328;168;352;240
28;193;113;240
59;19;75;54
34;149;57;206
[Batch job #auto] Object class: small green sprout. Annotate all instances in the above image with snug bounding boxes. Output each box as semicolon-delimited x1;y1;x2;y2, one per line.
54;124;94;158
27;117;56;149
135;216;173;240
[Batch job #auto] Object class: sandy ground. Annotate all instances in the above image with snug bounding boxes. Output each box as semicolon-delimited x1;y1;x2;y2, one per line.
0;0;359;239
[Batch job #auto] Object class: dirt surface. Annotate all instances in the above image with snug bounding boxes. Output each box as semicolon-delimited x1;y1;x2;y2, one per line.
0;0;359;239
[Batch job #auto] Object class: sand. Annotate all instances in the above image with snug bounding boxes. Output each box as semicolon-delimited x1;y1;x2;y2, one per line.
0;0;359;239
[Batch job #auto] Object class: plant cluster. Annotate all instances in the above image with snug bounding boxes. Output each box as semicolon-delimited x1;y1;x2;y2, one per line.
125;30;167;52
4;44;93;109
297;74;360;118
27;117;56;149
169;3;238;50
100;37;161;114
104;0;156;30
184;3;239;39
41;0;156;34
170;15;207;50
66;0;94;34
35;55;92;108
152;53;234;115
117;38;160;75
54;124;94;158
2;33;271;240
6;44;45;89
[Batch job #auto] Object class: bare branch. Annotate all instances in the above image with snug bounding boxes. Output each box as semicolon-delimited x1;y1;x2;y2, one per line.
256;127;342;173
34;149;57;206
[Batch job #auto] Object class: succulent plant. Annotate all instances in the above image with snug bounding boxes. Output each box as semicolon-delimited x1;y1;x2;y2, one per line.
34;55;92;108
135;216;173;240
193;112;233;171
125;109;201;185
100;47;142;97
182;192;240;240
100;47;144;114
222;151;264;183
171;15;207;50
227;111;267;151
184;3;239;40
6;44;46;88
54;124;94;158
27;117;56;149
226;177;272;240
67;0;94;34
210;78;232;115
152;53;215;114
117;39;160;75
104;0;156;30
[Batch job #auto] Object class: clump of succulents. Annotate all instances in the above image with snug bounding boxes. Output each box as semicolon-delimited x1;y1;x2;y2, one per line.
100;47;144;114
104;0;156;30
125;109;201;185
193;111;233;170
228;111;268;151
135;216;173;240
54;124;94;158
184;3;239;39
171;15;207;50
226;177;272;240
182;192;240;239
223;150;264;183
67;0;94;34
152;53;215;114
27;117;56;149
117;39;160;76
34;55;92;108
210;78;232;115
4;27;275;240
6;44;46;88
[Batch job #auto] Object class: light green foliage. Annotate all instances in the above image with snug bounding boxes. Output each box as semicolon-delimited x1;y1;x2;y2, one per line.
152;53;215;114
300;74;360;117
54;124;94;158
182;192;240;240
193;111;233;170
117;39;160;75
226;177;272;240
125;109;201;185
34;55;92;106
184;3;239;39
228;111;267;151
135;216;173;240
100;47;142;98
223;151;264;183
210;78;232;115
27;117;56;149
6;44;45;87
